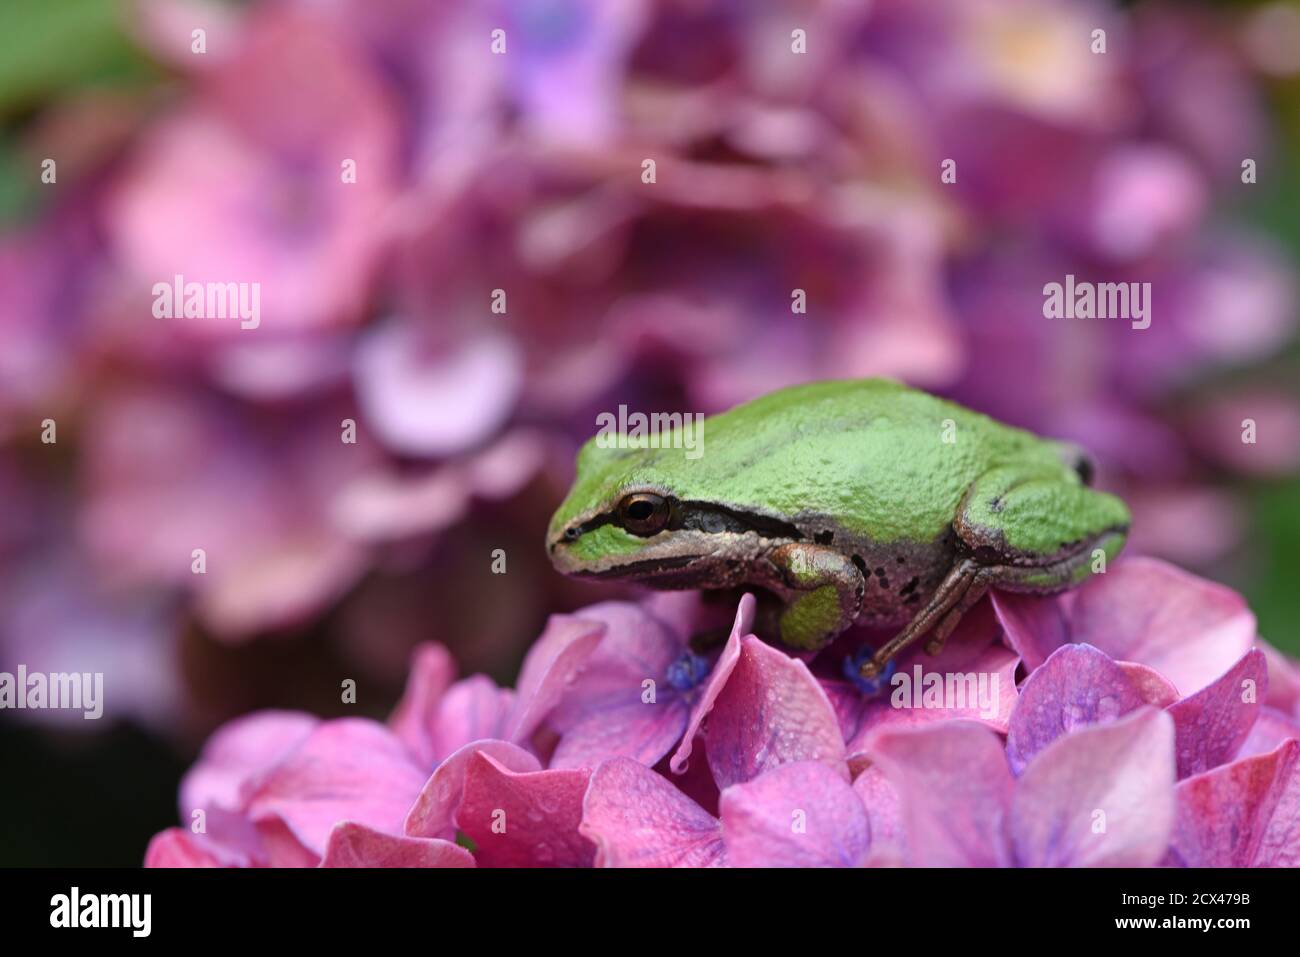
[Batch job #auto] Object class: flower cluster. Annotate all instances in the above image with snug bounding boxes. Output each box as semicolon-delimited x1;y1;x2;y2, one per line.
2;0;1297;733
147;557;1300;867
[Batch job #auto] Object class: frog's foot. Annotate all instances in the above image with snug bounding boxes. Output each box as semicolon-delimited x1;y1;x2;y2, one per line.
859;559;987;679
843;648;897;696
922;580;991;655
762;543;865;652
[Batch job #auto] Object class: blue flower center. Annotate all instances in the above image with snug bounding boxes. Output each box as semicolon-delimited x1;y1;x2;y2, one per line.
666;651;711;692
843;651;897;697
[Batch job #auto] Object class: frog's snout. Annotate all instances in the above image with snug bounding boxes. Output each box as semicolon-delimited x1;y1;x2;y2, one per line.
546;522;579;554
546;524;585;575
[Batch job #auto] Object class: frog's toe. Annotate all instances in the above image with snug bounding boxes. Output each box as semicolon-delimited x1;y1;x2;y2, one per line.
845;649;896;696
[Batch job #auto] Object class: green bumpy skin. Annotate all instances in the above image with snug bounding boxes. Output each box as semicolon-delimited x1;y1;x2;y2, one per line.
779;586;843;650
550;378;1116;547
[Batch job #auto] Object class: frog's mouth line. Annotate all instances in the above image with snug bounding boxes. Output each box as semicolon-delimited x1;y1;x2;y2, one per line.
579;554;705;579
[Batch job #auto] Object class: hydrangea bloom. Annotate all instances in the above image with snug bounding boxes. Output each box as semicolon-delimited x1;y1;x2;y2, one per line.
147;557;1300;867
3;0;1297;740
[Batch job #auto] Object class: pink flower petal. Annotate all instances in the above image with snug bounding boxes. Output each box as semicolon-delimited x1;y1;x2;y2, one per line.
109;8;399;336
847;643;1020;753
252;815;321;868
1238;707;1300;759
387;643;457;769
1167;649;1266;778
1171;740;1300;867
705;636;847;790
320;821;474;868
866;721;1014;867
1116;661;1180;707
842;600;1019;752
429;676;516;762
719;761;871;867
355;328;523;457
1006;644;1146;774
403;739;541;840
1069;557;1257;695
580;757;724;867
457;752;593;867
180;710;319;816
1010;708;1175;867
243;718;426;855
991;590;1070;671
508;613;605;743
144;828;240;868
670;593;755;774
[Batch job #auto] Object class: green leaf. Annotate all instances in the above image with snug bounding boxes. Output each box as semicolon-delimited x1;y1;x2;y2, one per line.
0;0;155;115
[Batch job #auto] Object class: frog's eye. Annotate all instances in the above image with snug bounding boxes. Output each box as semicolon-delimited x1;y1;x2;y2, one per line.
618;493;670;536
1074;454;1095;486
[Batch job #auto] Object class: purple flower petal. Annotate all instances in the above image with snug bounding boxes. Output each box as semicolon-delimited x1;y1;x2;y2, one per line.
1168;649;1266;778
866;721;1014;867
991;590;1070;671
1170;740;1300;867
705;636;847;790
1069;557;1257;696
719;761;871;867
453;753;594;867
669;593;754;774
1006;644;1146;774
403;739;541;840
550;700;690;770
580;757;724;867
853;766;905;866
1238;707;1300;759
508;612;605;743
548;601;691;769
1010;708;1175;867
549;601;685;729
320;822;474;868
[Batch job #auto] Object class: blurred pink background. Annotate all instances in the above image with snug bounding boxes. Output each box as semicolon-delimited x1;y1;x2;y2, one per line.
0;0;1298;861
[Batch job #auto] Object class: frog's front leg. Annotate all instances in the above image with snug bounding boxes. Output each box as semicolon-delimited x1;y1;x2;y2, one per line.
859;466;1129;679
760;543;865;651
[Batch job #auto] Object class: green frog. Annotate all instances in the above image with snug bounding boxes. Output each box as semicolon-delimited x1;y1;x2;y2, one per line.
547;379;1129;684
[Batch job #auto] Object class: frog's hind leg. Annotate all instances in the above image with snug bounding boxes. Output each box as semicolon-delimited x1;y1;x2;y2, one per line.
858;466;1129;680
858;559;989;678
